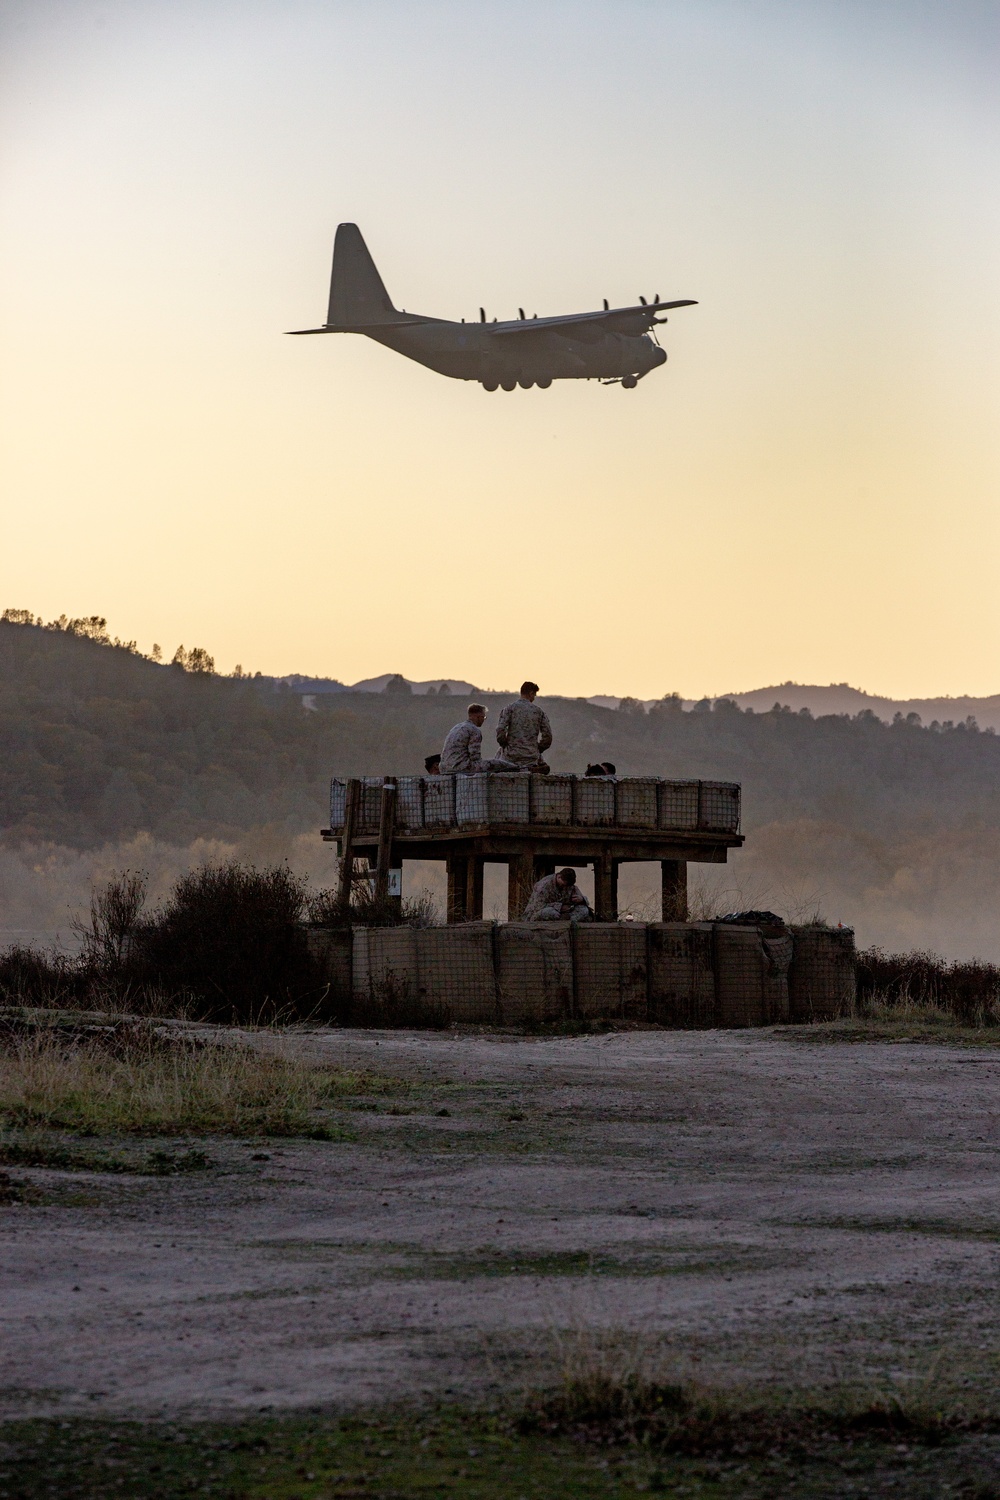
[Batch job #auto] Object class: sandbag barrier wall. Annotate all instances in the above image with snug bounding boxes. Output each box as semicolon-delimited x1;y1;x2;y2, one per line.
307;922;855;1028
329;774;741;835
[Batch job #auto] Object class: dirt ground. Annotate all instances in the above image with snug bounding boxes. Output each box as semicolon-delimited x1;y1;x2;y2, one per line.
2;1027;999;1419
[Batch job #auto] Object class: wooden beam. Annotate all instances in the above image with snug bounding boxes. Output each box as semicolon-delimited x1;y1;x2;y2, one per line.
374;780;397;901
593;856;618;922
661;859;688;922
447;855;469;924
507;853;534;922
465;856;485;920
337;778;361;906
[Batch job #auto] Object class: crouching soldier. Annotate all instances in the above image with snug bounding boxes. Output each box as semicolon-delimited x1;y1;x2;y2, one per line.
524;868;592;924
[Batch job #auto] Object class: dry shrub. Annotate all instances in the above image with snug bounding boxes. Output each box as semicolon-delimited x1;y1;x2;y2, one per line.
518;1329;993;1454
0;1027;367;1137
307;883;437;929
857;947;1000;1026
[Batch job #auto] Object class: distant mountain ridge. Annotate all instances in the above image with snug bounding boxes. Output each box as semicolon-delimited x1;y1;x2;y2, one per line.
297;672;1000;732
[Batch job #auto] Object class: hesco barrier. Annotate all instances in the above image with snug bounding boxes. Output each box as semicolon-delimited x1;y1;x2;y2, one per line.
495;923;573;1024
340;921;855;1027
328;774;741;834
788;926;857;1022
573;923;648;1021
647;923;715;1027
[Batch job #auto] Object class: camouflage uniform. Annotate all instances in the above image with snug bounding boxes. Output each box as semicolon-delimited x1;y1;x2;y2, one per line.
523;873;590;923
440;719;485;773
496;699;553;768
440;720;514;774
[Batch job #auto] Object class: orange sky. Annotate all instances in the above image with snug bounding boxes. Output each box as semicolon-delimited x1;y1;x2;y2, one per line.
2;0;998;698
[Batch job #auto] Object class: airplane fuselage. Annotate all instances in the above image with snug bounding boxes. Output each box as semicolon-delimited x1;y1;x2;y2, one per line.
362;318;667;388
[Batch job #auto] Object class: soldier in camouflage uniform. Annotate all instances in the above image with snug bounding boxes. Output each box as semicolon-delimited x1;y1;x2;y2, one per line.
496;682;553;771
440;706;515;774
523;868;591;923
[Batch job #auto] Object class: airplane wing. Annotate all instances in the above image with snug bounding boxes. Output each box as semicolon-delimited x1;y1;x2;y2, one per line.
488;300;697;339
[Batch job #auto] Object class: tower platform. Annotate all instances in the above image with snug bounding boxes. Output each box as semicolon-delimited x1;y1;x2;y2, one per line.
322;773;743;923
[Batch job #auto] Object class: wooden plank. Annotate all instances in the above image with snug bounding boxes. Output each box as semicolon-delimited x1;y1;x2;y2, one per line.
337;778;361;906
374;781;397;901
466;857;485;920
447;855;469;924
592;856;618;922
661;859;688;922
507;853;535;922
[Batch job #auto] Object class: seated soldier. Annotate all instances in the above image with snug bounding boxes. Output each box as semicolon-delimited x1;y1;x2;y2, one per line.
424;754;442;775
496;681;552;772
584;761;616;777
439;706;516;774
523;867;592;924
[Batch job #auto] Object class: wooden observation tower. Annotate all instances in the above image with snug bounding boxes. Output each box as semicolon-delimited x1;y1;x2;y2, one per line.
322;773;743;923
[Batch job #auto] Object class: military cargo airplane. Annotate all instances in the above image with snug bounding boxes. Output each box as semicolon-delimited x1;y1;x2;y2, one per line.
288;223;696;390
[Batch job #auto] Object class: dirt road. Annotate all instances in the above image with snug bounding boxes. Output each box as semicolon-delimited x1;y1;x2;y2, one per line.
2;1028;999;1416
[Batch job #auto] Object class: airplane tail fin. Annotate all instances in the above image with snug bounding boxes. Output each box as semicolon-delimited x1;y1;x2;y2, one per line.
327;224;398;327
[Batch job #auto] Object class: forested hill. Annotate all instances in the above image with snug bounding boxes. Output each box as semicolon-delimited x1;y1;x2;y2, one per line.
3;614;1000;852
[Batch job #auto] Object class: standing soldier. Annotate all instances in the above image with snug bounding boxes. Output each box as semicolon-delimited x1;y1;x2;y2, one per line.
496;681;553;772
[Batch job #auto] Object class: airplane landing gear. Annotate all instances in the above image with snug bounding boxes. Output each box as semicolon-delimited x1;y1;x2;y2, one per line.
622;374;638;389
482;379;499;391
500;378;517;391
536;377;552;389
517;378;534;389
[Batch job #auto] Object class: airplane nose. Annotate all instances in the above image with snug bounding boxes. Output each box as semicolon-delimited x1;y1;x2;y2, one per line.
651;345;667;367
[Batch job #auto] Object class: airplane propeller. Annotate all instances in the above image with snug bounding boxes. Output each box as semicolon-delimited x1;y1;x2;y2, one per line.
518;307;525;320
639;295;647;305
479;307;486;322
603;298;609;311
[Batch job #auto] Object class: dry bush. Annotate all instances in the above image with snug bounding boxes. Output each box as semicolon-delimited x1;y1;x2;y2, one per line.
0;1027;379;1137
307;882;438;929
857;947;1000;1026
518;1328;996;1453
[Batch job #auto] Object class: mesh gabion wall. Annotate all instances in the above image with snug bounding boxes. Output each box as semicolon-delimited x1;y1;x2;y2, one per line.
395;776;425;831
788;927;857;1022
761;935;793;1024
530;773;575;825
647;923;715;1027
573;777;615;826
699;782;741;832
356;777;388;836
658;781;700;831
352;927;418;1007
414;923;497;1019
304;927;353;1004
615;778;659;829
342;920;856;1029
495;923;573;1024
422;774;456;828
713;924;766;1027
455;773;530;827
572;923;648;1021
330;778;347;830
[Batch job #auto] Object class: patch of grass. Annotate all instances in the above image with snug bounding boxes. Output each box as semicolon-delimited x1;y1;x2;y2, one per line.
3;1407;1000;1500
775;1014;1000;1046
393;1244;785;1281
0;1135;212;1175
518;1329;1000;1457
0;1030;372;1138
783;1214;1000;1243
